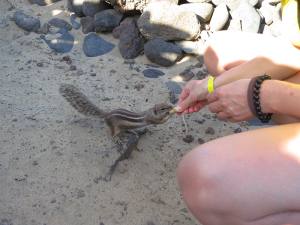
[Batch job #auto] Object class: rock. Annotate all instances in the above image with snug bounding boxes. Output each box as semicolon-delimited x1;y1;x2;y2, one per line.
178;68;195;81
13;11;41;32
118;18;144;59
259;2;274;25
112;17;136;38
200;30;211;42
105;0;179;13
227;18;242;31
37;22;50;34
142;68;165;78
179;3;214;23
269;21;282;37
82;0;110;17
138;1;200;41
40;29;74;53
186;0;211;2
67;0;85;17
48;18;72;31
165;81;182;94
205;127;215;135
175;39;205;55
70;13;81;29
224;0;241;10
28;0;62;6
197;137;205;144
183;134;194;143
265;0;281;5
231;1;261;33
80;16;95;34
83;32;115;57
249;0;258;6
94;9;123;32
209;3;229;31
144;38;183;67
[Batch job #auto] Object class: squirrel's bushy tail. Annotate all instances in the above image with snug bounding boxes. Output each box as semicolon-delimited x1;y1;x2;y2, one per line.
59;84;106;118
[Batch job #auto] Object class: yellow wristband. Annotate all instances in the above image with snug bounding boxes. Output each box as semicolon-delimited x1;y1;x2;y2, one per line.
207;75;215;94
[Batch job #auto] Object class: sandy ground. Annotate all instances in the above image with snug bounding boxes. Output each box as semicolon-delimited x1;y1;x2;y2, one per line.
0;1;260;225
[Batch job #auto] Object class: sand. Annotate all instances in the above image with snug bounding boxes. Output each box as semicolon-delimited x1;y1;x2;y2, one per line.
0;1;257;225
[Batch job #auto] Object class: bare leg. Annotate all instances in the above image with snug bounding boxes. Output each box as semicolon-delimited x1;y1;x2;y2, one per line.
177;123;300;225
203;31;300;123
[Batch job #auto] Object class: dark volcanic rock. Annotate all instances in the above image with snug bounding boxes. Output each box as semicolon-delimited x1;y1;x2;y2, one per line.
48;18;72;31
83;32;115;57
142;68;165;78
70;13;81;29
94;9;123;32
144;38;183;67
28;0;62;6
183;134;194;143
80;16;95;34
165;81;182;94
68;0;85;17
82;0;110;17
13;11;40;32
118;18;144;59
41;29;74;53
112;17;136;38
82;0;110;16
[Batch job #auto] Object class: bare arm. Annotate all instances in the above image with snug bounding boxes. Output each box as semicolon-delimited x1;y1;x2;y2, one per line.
214;51;300;90
261;80;300;118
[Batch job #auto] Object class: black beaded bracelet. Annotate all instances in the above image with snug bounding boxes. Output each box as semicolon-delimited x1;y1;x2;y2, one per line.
247;74;273;123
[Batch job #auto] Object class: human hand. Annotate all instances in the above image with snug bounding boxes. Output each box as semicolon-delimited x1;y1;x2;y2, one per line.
206;79;254;122
177;78;208;114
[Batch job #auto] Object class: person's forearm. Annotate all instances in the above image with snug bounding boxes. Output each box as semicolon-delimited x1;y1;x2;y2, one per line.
214;55;300;90
260;80;300;118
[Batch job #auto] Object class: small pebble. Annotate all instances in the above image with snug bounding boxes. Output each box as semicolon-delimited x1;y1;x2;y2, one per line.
70;65;77;71
197;138;205;144
142;68;165;78
205;127;215;135
183;134;194;143
234;127;242;133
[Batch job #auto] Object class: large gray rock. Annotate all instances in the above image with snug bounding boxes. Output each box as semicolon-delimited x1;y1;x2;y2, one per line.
28;0;62;6
259;2;274;25
118;18;144;59
231;1;261;33
186;0;212;2
138;2;200;41
82;0;110;17
144;38;183;67
13;11;41;32
104;0;179;13
227;18;242;31
179;3;214;23
94;9;123;32
213;0;241;10
210;3;229;31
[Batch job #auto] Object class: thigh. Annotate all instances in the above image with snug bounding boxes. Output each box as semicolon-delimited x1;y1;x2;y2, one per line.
188;123;300;222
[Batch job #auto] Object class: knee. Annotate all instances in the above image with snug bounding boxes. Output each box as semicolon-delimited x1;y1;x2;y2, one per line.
176;145;221;215
203;33;225;76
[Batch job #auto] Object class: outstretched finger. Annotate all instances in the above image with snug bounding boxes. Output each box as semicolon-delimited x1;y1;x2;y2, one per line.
178;88;190;103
